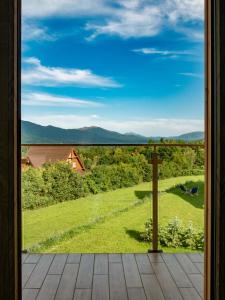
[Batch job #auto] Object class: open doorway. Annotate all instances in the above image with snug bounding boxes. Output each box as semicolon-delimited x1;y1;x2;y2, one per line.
20;0;205;299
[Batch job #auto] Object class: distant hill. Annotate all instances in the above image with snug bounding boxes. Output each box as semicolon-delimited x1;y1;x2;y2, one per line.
175;131;204;141
21;121;148;144
21;120;204;144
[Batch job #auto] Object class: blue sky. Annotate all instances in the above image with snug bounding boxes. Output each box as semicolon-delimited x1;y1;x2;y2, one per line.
22;0;204;137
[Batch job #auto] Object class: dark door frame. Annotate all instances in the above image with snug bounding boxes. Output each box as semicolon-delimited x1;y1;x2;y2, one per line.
0;0;21;299
206;0;225;299
0;0;224;299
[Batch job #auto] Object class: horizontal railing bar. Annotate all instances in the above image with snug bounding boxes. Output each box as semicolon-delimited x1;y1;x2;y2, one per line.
21;143;205;148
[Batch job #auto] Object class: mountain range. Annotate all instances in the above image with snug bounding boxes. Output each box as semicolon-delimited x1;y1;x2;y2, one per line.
21;120;204;144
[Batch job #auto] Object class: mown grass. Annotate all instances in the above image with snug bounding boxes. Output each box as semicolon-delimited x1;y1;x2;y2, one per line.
23;175;204;253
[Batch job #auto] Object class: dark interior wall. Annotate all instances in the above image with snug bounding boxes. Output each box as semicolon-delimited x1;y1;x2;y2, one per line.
209;0;225;298
0;0;21;299
217;0;225;298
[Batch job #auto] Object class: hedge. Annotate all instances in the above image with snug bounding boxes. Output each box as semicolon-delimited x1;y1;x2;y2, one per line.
22;146;204;210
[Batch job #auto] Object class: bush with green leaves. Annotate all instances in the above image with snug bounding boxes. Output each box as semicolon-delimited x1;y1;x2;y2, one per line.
22;162;88;209
141;217;204;251
22;161;145;210
90;163;142;191
77;145;204;180
22;167;54;209
42;162;87;202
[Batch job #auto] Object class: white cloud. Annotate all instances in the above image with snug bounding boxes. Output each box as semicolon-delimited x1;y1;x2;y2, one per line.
22;57;122;88
175;26;204;41
22;92;103;108
133;48;194;57
22;0;111;18
22;21;55;41
86;6;162;40
22;114;204;137
179;72;203;78
86;0;204;40
22;0;204;40
165;0;204;23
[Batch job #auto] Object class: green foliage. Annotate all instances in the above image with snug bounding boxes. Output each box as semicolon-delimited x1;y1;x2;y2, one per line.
142;217;204;251
22;161;146;209
22;167;53;209
42;162;87;201
22;145;204;210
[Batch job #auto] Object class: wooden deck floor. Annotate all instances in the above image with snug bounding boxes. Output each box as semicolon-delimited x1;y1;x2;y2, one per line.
22;253;204;300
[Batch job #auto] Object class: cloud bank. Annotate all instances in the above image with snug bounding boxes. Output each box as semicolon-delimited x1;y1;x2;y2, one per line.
22;0;204;40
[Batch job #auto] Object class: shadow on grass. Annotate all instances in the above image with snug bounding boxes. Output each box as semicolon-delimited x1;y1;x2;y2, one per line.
135;191;152;200
165;180;204;209
124;228;143;242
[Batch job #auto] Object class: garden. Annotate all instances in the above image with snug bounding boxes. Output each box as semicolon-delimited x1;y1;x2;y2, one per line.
22;144;205;253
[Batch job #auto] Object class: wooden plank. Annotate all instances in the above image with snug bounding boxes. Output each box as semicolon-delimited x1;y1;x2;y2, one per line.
195;263;204;275
127;288;146;300
162;254;192;287
152;262;183;300
36;275;61;300
92;275;109;300
76;254;94;289
25;254;54;289
179;288;202;300
55;264;79;300
122;254;142;288
148;253;163;262
22;264;36;288
188;274;204;298
109;254;121;263
141;274;165;300
22;289;39;300
94;254;108;274
135;254;153;274
109;263;128;300
187;254;204;263
67;254;81;264
175;254;200;274
48;254;67;275
73;289;91;300
25;254;41;264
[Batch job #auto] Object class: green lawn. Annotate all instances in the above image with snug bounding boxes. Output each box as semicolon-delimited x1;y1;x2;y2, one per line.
23;175;204;253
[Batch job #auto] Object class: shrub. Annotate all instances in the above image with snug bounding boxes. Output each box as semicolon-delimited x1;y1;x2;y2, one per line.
91;165;113;191
22;162;88;209
85;175;100;194
141;218;153;242
70;172;88;199
42;162;75;202
141;217;204;251
22;167;53;209
89;164;142;192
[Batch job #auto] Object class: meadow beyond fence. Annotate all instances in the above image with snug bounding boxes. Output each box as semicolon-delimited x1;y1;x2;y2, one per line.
22;145;205;253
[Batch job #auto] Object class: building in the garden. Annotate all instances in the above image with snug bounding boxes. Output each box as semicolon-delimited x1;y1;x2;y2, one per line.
22;145;85;172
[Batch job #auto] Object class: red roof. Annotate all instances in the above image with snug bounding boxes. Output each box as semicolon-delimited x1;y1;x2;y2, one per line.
27;146;83;168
